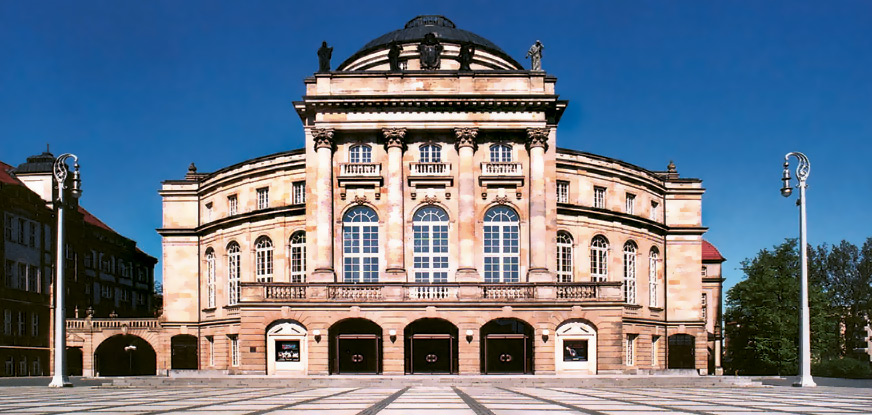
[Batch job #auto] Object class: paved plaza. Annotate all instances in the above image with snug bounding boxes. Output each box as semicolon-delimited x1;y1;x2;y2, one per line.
1;385;871;415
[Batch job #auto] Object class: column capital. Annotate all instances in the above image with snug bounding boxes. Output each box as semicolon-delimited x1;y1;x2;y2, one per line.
382;127;407;151
312;128;335;151
526;127;550;151
454;128;478;152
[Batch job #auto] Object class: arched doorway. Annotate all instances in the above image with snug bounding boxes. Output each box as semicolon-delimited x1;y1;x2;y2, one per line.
94;334;156;376
554;320;597;374
404;318;458;374
329;318;382;374
171;335;198;370
67;347;83;376
266;320;307;375
480;318;534;374
668;334;695;369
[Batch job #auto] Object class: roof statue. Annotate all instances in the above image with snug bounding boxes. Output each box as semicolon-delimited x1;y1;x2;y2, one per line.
388;41;402;71
317;41;333;73
526;40;544;71
418;32;443;70
458;42;475;71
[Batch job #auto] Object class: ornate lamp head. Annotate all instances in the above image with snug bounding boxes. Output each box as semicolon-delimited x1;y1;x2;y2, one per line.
780;161;793;197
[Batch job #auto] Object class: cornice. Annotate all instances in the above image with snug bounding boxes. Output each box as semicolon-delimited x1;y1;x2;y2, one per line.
557;204;669;236
156;205;305;237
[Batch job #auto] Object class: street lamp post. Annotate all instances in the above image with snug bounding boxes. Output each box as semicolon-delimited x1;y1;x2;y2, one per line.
48;154;81;388
780;151;816;388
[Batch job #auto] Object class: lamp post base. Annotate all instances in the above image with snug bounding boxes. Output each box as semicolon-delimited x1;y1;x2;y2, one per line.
48;375;72;388
792;376;816;388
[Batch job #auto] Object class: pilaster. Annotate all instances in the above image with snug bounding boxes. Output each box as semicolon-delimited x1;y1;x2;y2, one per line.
383;128;407;282
526;127;551;282
454;127;479;282
311;128;336;283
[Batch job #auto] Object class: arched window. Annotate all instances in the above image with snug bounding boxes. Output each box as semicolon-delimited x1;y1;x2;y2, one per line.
290;232;306;283
623;241;637;304
556;232;573;283
227;242;241;305
489;144;512;162
419;144;442;163
349;144;372;164
649;247;660;307
343;206;379;282
483;206;520;283
590;236;609;282
413;206;449;283
205;248;216;308
255;236;273;282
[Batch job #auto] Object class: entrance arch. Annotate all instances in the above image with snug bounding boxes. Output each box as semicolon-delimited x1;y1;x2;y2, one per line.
329;318;382;374
171;335;198;370
554;320;597;374
266;320;308;375
94;334;156;376
480;318;534;374
404;318;458;374
668;334;695;369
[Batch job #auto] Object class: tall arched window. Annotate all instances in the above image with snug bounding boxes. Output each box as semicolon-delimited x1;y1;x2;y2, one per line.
489;144;512;162
483;206;520;283
649;247;660;307
556;232;573;283
227;242;241;305
413;206;449;283
590;235;609;282
290;232;306;283
343;206;379;282
205;248;216;308
419;144;442;163
623;241;637;304
349;144;372;164
255;236;273;282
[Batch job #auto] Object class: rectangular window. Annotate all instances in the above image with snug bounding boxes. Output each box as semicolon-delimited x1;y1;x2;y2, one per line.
31;314;38;337
207;336;214;367
84;252;93;269
626;334;637;366
652;335;660;367
256;187;269;210
228;195;238;216
593;186;606;209
4;357;11;376
3;310;11;336
4;214;12;241
556;180;569;203
702;293;708;320
293;181;306;205
18;218;26;244
205;202;213;222
29;222;36;248
101;284;113;299
18;263;27;291
701;266;708;277
32;358;40;376
19;358;26;376
230;336;239;367
28;265;39;293
5;260;15;289
625;193;635;215
650;201;659;221
17;312;25;336
563;340;589;362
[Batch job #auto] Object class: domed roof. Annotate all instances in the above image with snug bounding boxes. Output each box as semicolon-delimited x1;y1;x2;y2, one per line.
14;151;55;174
337;15;523;71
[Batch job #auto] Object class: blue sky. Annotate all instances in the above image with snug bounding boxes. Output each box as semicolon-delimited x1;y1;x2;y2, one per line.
2;1;870;293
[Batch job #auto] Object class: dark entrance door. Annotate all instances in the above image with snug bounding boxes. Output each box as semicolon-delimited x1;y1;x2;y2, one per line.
409;334;453;374
484;334;528;374
336;334;380;374
667;334;695;369
171;335;198;370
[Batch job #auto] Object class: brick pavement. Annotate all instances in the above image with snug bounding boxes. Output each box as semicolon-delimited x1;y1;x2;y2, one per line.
0;385;870;414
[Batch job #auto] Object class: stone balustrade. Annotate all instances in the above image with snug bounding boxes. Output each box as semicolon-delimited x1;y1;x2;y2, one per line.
66;318;161;330
481;162;522;176
410;162;451;176
339;163;381;176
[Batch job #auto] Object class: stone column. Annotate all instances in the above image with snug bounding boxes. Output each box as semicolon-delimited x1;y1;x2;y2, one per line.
526;127;550;282
383;128;407;283
455;128;479;282
311;128;336;282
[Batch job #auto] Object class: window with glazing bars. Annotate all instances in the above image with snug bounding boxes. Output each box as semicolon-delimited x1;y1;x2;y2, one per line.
556;232;573;283
255;237;273;282
489;144;512;162
419;144;442;163
649;248;659;307
623;242;637;304
590;236;609;282
228;195;238;216
483;206;520;283
257;187;269;210
625;193;635;215
557;180;569;203
413;206;449;283
290;232;306;283
349;145;372;163
205;249;216;308
293;182;306;205
343;207;379;282
227;242;241;305
593;186;606;209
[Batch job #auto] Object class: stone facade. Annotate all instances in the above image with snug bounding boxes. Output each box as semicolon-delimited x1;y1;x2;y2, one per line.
71;15;724;377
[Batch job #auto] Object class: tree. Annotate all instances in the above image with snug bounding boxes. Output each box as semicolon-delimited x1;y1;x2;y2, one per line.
152;281;164;318
724;239;837;375
820;238;872;357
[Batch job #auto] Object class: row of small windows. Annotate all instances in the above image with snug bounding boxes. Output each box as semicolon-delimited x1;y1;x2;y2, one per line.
4;261;43;293
206;232;307;307
347;144;515;164
4;356;41;377
2;309;39;338
556;231;661;307
3;214;39;248
556;182;660;221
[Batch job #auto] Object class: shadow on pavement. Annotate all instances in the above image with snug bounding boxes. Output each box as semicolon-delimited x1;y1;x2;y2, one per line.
0;377;109;387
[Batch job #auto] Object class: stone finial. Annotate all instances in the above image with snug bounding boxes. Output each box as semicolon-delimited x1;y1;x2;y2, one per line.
312;128;336;151
382;128;407;150
188;162;197;174
526;127;550;151
667;160;677;173
454;128;478;151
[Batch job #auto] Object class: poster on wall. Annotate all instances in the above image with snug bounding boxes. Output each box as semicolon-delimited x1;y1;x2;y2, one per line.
563;340;588;361
276;340;300;362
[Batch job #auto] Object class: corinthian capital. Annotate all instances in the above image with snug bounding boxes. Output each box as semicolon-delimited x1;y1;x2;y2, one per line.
526;127;550;151
454;127;478;152
382;128;407;151
312;128;335;151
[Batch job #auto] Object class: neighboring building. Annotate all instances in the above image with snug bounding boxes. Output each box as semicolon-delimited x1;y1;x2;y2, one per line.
701;240;726;375
0;153;157;377
71;15;725;376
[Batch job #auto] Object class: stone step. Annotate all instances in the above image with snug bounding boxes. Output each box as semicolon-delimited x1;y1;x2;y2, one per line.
107;375;762;389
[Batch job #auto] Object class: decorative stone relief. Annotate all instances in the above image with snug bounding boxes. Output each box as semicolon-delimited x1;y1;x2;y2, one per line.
383;127;407;150
454;127;478;151
312;128;335;151
418;32;443;70
422;195;439;205
494;195;509;205
353;195;368;205
526;127;550;151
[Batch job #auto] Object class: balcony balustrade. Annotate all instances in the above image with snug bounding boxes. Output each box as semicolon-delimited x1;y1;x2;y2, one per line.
481;162;522;176
340;163;381;177
66;318;160;330
410;162;451;176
